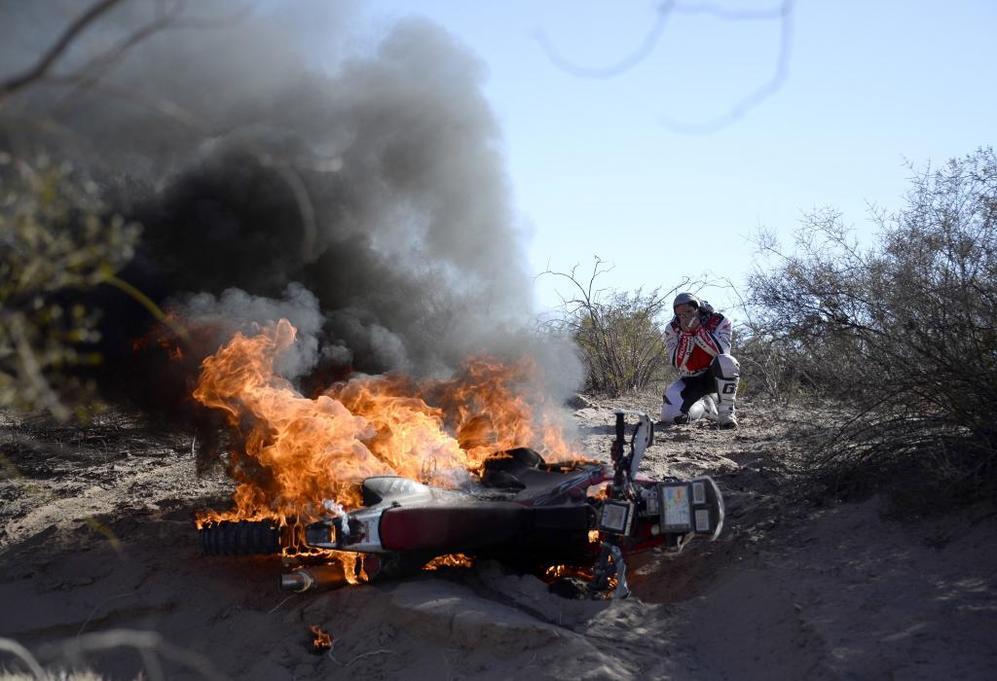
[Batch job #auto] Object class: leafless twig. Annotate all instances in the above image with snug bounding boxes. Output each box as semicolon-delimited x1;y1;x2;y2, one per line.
48;1;256;108
266;595;293;615
77;592;135;638
0;0;127;102
535;1;676;79
535;0;797;133
661;0;796;133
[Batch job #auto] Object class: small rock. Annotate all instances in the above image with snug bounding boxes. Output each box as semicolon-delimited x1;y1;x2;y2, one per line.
566;393;595;410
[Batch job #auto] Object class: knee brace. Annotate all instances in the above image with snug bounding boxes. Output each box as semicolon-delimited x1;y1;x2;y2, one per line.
710;354;740;380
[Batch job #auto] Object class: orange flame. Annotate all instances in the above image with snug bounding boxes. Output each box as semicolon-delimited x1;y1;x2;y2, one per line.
193;320;581;549
131;311;191;359
309;625;333;652
422;553;475;570
194;320;384;521
543;564;594;581
425;357;578;466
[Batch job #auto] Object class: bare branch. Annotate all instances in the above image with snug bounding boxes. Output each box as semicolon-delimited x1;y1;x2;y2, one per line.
535;1;676;79
52;78;203;128
45;0;189;91
538;257;675;394
46;1;256;98
2;0;253;109
535;0;796;133
672;1;790;21
661;0;795;134
0;0;127;103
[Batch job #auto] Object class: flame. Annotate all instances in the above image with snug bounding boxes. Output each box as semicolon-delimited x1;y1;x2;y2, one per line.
426;357;578;466
327;375;475;488
131;312;190;360
339;552;367;584
193;319;582;556
544;564;594;581
309;625;333;652
588;483;611;501
194;320;384;521
423;553;475;570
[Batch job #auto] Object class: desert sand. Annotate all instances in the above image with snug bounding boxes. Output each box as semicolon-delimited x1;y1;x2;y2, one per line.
1;397;996;680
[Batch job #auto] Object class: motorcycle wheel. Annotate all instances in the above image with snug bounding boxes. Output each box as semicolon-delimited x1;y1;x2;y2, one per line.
200;520;280;556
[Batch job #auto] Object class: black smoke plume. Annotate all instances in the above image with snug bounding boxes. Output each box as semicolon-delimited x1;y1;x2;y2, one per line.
0;1;582;425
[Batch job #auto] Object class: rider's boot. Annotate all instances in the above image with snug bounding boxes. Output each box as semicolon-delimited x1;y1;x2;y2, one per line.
711;354;740;430
715;378;738;429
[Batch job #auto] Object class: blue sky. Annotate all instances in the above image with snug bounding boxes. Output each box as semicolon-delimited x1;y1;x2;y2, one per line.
355;0;996;318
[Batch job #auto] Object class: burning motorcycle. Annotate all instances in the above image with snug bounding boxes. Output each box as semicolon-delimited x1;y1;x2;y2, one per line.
199;411;724;598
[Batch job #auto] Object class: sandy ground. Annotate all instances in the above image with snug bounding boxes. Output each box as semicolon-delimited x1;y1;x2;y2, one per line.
1;398;996;680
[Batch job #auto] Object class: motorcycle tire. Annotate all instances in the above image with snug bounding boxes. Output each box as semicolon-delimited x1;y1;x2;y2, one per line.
200;520;280;556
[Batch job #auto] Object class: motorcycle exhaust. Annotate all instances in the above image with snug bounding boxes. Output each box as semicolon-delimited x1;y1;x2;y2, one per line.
280;563;348;593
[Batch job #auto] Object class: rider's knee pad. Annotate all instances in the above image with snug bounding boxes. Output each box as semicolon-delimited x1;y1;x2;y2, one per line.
660;399;684;423
710;354;740;380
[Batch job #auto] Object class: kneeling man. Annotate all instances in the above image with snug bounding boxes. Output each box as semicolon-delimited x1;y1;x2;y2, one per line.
661;292;740;429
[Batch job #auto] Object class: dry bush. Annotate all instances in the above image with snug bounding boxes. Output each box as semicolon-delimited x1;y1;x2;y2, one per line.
573;289;670;395
540;258;697;396
0;154;139;421
719;283;822;403
746;148;997;503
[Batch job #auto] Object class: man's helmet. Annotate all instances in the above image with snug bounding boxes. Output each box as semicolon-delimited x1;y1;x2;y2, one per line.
673;292;700;309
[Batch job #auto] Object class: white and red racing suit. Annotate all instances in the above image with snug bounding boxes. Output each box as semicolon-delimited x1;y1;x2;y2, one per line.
661;309;740;426
665;310;732;377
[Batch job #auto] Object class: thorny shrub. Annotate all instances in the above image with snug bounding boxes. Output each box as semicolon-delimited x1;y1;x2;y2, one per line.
746;147;997;504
